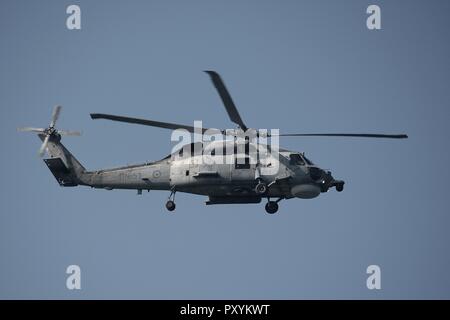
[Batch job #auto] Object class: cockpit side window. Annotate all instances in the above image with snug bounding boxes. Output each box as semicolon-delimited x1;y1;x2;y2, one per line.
289;154;305;166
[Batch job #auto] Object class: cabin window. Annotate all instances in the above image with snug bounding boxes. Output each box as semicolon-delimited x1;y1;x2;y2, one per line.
234;140;250;155
185;170;189;176
235;156;250;169
234;139;251;169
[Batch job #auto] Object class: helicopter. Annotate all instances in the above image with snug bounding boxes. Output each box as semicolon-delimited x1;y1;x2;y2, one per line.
18;71;408;214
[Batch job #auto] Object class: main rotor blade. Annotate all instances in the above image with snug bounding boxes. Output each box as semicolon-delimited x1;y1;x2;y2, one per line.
272;133;408;139
204;71;248;131
17;127;45;133
90;113;212;134
58;130;82;136
50;105;62;127
38;135;50;157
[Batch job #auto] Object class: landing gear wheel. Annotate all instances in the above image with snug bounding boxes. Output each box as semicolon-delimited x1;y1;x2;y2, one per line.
165;200;176;211
336;183;344;192
255;182;267;195
265;201;278;214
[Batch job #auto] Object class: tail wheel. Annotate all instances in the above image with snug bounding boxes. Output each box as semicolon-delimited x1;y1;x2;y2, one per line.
165;200;176;211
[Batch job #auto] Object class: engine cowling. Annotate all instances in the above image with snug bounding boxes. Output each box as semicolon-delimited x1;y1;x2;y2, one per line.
291;184;321;199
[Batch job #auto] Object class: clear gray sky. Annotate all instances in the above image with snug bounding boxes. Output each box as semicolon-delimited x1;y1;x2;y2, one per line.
1;0;449;299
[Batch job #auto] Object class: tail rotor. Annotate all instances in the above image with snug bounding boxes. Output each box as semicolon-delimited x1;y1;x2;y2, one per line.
18;105;82;157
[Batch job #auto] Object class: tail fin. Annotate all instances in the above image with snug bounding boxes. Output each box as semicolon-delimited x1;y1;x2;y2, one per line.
39;134;90;186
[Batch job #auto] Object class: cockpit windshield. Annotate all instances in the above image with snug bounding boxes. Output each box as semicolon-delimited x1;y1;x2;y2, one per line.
289;153;314;166
289;154;305;165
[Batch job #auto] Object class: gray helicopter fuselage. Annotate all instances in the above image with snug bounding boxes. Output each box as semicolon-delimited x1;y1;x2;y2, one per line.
74;140;337;201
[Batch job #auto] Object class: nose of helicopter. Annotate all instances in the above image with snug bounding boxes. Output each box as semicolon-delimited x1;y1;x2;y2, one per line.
308;167;345;193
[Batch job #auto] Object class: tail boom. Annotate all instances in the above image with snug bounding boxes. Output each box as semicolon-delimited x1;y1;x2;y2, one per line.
39;134;91;186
